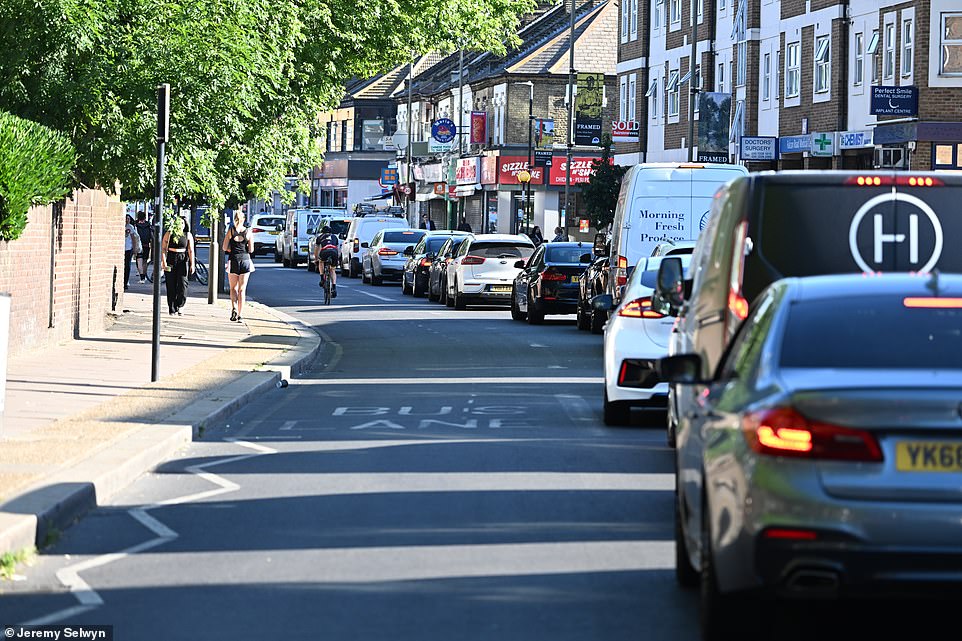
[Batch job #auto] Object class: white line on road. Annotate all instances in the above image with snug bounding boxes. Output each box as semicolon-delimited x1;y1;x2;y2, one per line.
293;377;604;386
353;289;394;302
279;420;297;431
21;439;277;626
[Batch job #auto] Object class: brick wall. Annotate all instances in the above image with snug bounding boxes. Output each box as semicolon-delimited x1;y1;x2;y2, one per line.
0;188;125;359
506;76;617;147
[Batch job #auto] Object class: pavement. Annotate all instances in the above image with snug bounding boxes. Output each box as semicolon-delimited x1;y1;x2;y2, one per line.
0;280;320;557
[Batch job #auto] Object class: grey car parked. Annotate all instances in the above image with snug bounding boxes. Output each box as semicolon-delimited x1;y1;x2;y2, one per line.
660;273;962;641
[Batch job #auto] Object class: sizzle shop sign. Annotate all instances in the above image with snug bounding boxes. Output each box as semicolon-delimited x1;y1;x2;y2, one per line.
548;157;603;185
498;156;544;185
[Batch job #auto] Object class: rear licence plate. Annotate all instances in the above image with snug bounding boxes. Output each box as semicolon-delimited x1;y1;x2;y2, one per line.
895;441;962;472
490;285;512;293
269;231;280;235
571;275;579;283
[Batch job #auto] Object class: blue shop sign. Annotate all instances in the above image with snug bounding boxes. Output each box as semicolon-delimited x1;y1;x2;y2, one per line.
870;86;919;117
431;118;457;143
779;134;812;155
873;123;917;145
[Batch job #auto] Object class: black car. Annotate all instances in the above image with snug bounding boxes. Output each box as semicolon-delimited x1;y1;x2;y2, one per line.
576;255;610;333
428;235;472;303
401;231;471;297
511;242;593;324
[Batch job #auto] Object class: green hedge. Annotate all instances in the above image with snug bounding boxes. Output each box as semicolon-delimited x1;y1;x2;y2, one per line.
0;111;75;241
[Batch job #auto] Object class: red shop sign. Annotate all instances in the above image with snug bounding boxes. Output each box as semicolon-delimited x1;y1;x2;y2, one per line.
498;156;544;185
548;157;606;186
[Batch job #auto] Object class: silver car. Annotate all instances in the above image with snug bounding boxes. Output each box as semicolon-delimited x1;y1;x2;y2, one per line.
362;228;426;285
661;273;962;640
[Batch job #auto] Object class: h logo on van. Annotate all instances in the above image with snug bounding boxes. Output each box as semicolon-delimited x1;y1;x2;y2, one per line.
848;193;943;273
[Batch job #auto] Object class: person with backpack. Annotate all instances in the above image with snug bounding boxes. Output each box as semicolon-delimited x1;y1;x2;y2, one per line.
313;225;340;298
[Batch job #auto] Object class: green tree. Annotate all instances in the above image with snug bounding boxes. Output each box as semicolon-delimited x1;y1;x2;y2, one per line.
580;134;627;232
0;0;533;215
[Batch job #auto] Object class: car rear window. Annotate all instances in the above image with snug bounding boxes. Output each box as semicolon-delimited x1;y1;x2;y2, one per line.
383;231;424;243
256;218;284;227
427;238;449;252
469;243;535;259
780;296;962;369
546;246;592;263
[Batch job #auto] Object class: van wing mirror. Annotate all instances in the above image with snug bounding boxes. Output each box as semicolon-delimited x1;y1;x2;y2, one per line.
514;259;526;269
657;354;708;385
592;233;609;257
655;257;685;310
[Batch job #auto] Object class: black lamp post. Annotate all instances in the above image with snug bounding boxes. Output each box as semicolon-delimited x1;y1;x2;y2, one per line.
514;81;534;235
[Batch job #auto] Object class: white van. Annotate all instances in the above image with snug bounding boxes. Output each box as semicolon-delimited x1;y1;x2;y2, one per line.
276;207;346;267
607;162;748;302
340;213;408;277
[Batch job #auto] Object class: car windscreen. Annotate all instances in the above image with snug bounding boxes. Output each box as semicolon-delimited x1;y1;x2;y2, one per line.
383;231;424;243
470;242;534;259
780;296;962;369
546;246;592;264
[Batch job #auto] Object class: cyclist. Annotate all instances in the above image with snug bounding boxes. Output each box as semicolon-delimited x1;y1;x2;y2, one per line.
314;225;339;298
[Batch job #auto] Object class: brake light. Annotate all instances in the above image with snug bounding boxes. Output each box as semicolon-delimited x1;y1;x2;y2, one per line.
848;176;886;186
252;227;264;234
419;258;432;267
848;175;945;187
378;247;398;256
617;255;628;269
462;255;485;265
541;269;567;282
904;176;942;187
293;219;298;236
353;238;359;253
763;528;818;541
903;297;962;308
619;296;665;318
742;407;883;462
728;289;749;320
618;361;629;385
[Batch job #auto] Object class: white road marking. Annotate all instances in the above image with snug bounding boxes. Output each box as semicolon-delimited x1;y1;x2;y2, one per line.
353;289;394;302
279;420;297;431
21;439;276;626
294;377;603;386
556;393;606;435
530;343;548;348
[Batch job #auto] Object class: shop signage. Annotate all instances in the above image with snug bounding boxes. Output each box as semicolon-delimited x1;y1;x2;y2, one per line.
739;136;777;161
433;183;446;195
430;117;457;152
839;130;873;149
498;156;544;185
810;132;836;157
779;134;812;155
548;157;602;186
870;86;919;117
611;120;640;144
480;156;498;184
697;92;732;163
470;112;487;145
455;157;479;185
534;149;553;167
535;118;555;149
379;167;398;186
420;163;443;183
575;73;604;146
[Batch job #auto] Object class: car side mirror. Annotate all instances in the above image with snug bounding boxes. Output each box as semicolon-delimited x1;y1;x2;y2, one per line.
361;242;369;249
275;224;284;232
339;233;347;240
593;233;609;257
591;293;613;312
403;246;414;256
657;354;708;385
656;257;685;309
514;259;526;269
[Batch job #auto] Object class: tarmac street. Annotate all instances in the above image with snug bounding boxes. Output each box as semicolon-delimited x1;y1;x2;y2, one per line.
0;258;937;640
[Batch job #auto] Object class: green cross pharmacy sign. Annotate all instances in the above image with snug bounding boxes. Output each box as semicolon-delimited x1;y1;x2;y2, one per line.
811;132;836;157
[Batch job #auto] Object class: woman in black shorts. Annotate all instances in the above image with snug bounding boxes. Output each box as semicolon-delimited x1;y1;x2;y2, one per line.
222;209;255;322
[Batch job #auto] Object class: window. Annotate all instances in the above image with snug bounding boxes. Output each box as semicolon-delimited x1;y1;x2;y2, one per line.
654;0;663;29
719;0;726;10
619;76;627;121
786;42;800;97
694;65;702;113
667;70;680;116
774;51;780;98
943;13;962;75
884;23;895;79
814;35;830;93
697;0;703;22
621;0;629;42
646;78;660;119
902;19;913;76
718;62;725;92
869;30;880;84
670;0;681;24
854;33;864;85
630;0;638;39
763;53;771;100
737;42;747;86
629;74;637;121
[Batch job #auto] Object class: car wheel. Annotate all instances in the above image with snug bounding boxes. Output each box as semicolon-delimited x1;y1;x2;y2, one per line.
282;254;290;267
444;284;454;307
401;275;410;295
412;276;426;298
340;263;349;277
349;259;360;278
361;265;370;284
510;286;526;321
603;390;632;426
590;308;606;334
526;289;544;324
371;271;382;286
675;493;699;589
428;278;439;301
274;249;282;262
576;304;590;331
453;282;466;310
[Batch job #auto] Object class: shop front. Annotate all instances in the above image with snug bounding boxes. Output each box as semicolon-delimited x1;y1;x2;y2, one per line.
455;156;483;231
873;121;962;172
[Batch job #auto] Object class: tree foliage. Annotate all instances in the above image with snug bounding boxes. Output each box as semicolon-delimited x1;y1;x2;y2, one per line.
0;0;533;212
581;134;627;232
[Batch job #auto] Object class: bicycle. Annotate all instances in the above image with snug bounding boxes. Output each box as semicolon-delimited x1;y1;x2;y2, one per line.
319;259;336;305
145;258;207;285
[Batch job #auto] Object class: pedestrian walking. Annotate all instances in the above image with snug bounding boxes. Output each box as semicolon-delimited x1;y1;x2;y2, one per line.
124;214;141;290
135;211;152;283
456;216;472;232
419;214;436;230
161;215;195;315
529;225;544;246
223;209;255;322
551;226;568;242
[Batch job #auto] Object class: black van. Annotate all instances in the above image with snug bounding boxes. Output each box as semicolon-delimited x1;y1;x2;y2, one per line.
657;170;962;443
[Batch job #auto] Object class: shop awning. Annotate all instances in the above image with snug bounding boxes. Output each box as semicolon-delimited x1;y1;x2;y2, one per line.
454;184;481;196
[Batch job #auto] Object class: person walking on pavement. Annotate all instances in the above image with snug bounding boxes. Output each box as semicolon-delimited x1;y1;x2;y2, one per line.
134;211;152;283
551;226;568;242
419;214;436;230
223;209;256;322
161;214;195;315
456;216;472;232
124;214;141;291
530;225;544;246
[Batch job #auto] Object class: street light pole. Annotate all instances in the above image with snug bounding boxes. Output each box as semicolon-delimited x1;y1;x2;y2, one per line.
565;0;577;229
407;52;414;225
526;83;533;235
687;0;699;162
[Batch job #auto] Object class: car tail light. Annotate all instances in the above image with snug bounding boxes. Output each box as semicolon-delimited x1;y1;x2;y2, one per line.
353;238;359;253
742;407;883;462
293;219;298;237
541;268;567;282
618;296;665;318
728;289;749;320
419;258;432;267
252;227;264;234
617;255;628;269
462;255;485;265
845;175;944;187
762;528;818;541
378;247;398;256
903;297;962;308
